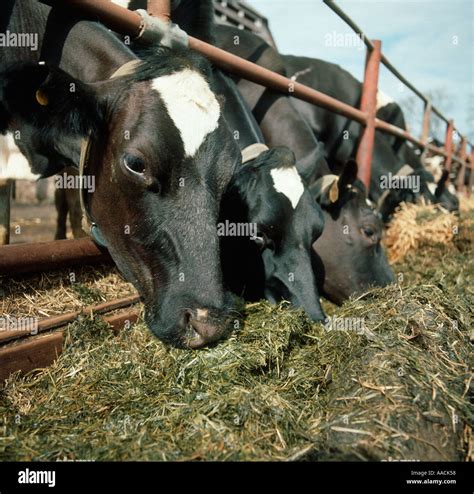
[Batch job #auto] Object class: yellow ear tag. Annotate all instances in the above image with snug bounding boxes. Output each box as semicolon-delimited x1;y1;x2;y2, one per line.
35;89;49;106
329;179;339;203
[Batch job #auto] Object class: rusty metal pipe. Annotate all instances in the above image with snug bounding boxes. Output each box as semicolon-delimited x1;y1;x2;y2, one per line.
0;180;12;246
36;0;472;177
0;238;111;275
456;138;467;192
188;36;368;124
0;294;140;344
421;101;432;144
444;120;454;173
38;0;368;126
40;0;144;37
468;151;474;196
355;40;382;190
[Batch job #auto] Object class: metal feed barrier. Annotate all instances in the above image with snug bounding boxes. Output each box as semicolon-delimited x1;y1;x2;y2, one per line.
0;0;472;380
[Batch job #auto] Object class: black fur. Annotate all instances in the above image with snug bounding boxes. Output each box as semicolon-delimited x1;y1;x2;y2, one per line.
0;62;103;138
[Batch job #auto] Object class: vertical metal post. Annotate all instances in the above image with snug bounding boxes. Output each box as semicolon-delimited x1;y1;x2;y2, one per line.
420;101;431;144
469;149;474;196
455;137;467;193
356;40;382;192
147;0;171;22
444;119;454;173
0;179;12;245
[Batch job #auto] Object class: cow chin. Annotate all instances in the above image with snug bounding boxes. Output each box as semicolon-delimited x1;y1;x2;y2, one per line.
321;251;395;305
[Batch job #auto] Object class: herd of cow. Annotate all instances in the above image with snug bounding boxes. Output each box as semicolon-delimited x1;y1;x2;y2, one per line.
0;0;461;349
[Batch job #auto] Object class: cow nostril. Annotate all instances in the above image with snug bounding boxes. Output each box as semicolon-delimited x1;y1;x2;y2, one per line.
184;314;225;349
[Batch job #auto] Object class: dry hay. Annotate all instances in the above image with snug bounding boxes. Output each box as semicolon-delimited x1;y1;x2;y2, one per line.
459;194;474;214
0;214;472;462
384;202;458;263
0;264;135;318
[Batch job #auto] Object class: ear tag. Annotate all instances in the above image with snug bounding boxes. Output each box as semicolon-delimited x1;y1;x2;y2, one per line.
35;89;49;106
329;179;339;203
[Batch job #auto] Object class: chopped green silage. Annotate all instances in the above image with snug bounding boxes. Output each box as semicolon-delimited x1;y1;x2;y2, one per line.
0;212;472;461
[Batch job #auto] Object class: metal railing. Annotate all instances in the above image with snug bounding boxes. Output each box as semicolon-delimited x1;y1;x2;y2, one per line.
323;0;472;189
2;0;472;247
29;1;472;192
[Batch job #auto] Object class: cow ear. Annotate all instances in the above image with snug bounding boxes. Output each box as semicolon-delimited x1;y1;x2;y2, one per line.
338;159;359;194
0;62;103;137
435;170;449;197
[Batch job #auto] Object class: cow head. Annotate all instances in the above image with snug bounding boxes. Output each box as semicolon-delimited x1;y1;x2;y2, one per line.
220;146;326;321
311;160;394;305
0;50;241;349
428;170;460;214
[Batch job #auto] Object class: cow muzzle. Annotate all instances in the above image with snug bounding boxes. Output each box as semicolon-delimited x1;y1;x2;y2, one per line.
183;308;229;349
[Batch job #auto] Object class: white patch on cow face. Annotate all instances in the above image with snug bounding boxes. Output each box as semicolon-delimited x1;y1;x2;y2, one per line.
270;166;305;209
110;0;131;8
151;69;220;158
376;90;394;111
0;133;40;180
447;183;456;195
427;182;437;196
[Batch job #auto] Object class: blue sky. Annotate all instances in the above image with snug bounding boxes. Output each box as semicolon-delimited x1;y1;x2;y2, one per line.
250;0;473;142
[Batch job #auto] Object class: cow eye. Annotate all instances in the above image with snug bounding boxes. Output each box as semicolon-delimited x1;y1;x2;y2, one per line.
361;226;375;238
252;231;275;251
122;153;145;175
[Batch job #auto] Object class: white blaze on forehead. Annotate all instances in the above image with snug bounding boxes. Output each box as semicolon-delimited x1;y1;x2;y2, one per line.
0;133;40;180
376;90;394;111
270;166;305;209
427;182;437;195
447;183;457;195
151;69;220;157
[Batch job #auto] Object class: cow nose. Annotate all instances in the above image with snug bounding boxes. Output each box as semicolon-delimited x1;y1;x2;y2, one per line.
183;309;226;349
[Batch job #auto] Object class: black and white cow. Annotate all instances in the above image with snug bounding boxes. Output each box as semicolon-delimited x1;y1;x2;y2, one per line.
212;24;456;219
213;71;326;321
0;0;241;349
376;101;459;213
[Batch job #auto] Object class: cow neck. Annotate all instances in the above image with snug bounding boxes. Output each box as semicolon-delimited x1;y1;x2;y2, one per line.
79;60;143;248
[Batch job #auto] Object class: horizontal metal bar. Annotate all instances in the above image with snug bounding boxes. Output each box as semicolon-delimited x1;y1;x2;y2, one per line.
0;295;139;344
323;0;467;142
36;0;473;171
0;238;111;275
